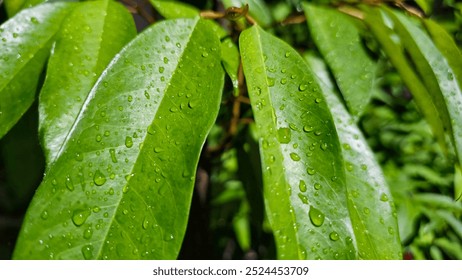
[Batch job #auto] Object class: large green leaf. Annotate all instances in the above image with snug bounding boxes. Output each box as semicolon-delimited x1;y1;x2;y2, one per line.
241;25;356;260
0;2;74;139
305;53;402;259
386;9;462;166
149;0;199;19
362;7;448;154
303;3;377;119
13;17;224;259
39;0;136;164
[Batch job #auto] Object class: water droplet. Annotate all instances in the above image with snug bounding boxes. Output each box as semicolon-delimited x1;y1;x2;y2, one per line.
72;209;91;226
142;217;150;230
127;95;133;102
380;193;389;202
303;125;314;132
280;78;287;85
309;206;325;227
163;233;174;242
320;143;328;150
315;98;322;103
267;77;275;87
147;124;156;135
30;17;39;24
363;207;370;215
299;84;307;91
123;184;130;193
144;90;150;99
343;143;351;150
360;164;368;170
290;152;301;161
188;100;197;108
299;180;307;192
163;57;169;63
165;35;170;42
202;51;209;57
65;176;74;191
96;134;102;142
12;33;18;38
93;170;106;186
81;244;94;260
298;193;308;204
41;210;48;220
277;127;291;144
329;231;339;241
109;149;117;163
331;176;338;182
285;52;290;58
388;227;394;235
314;183;322;190
83;227;93;239
346;162;354;171
307;167;316;175
314;130;322;136
124;136;133;148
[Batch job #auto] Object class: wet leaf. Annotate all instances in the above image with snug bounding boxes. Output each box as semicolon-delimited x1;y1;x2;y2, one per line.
0;2;75;139
38;0;136;164
386;8;462;172
149;0;199;19
306;54;402;259
303;3;377;118
241;25;355;260
362;7;448;154
13;17;224;259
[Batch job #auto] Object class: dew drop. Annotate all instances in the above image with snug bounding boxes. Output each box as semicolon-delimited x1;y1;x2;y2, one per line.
65;176;74;191
343;143;351;150
346;162;354;171
290;152;301;161
314;183;322;190
303;125;314;133
142;217;150;230
109;149;117;163
299;180;307;192
388;227;394;235
30;17;39;24
95;134;102;142
320;143;328;151
41;210;48;220
329;231;339;241
307;167;316;175
280;78;287;85
123;136;133;149
72;209;91;226
285;51;290;58
81;244;94;260
298;193;308;204
144;90;150;99
163;233;174;242
267;77;275;87
277;127;291;144
127;95;133;102
363;207;370;215
93;170;106;186
380;193;389;202
299;84;308;91
83;227;93;239
360;164;368;171
202;51;209;57
309;206;325;227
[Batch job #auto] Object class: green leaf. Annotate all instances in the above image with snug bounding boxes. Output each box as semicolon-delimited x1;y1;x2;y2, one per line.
386;9;462;170
13;17;224;259
38;0;136;164
149;0;199;19
240;25;356;260
221;37;240;96
4;0;75;17
303;3;377;118
222;0;273;27
0;2;74;140
362;7;448;154
305;53;402;259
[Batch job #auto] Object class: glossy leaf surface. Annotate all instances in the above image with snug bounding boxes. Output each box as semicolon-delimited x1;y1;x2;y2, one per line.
387;9;462;166
39;0;136;163
241;25;355;260
303;3;377;118
362;7;447;153
306;54;402;259
0;2;74;139
149;0;199;19
14;18;224;259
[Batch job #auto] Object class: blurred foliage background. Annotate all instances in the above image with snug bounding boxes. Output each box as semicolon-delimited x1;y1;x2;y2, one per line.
1;0;462;259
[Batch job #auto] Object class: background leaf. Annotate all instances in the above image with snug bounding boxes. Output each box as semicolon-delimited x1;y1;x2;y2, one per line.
0;2;74;140
387;9;462;173
149;0;199;19
303;3;377;119
305;53;402;259
13;17;224;259
241;25;356;260
38;0;136;163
